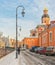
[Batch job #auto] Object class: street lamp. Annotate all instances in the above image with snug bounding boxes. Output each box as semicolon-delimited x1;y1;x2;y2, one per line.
18;26;21;40
18;26;21;32
16;5;25;58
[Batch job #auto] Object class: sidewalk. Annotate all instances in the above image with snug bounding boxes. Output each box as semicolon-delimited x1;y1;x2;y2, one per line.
0;51;20;65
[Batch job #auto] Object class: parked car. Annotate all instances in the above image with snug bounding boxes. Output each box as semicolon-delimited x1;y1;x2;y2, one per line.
34;48;38;53
29;46;39;52
36;47;46;54
35;47;42;53
45;46;55;56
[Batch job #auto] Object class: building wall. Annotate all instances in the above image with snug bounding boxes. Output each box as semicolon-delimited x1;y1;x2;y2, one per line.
9;39;22;48
9;39;16;48
39;25;55;47
48;27;55;46
39;34;42;47
23;37;39;48
42;17;50;25
0;41;5;48
41;31;49;47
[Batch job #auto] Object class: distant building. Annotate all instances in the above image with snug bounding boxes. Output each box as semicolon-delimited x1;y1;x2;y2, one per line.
30;29;37;37
9;38;16;48
0;39;5;48
2;36;10;47
23;37;39;48
0;32;9;48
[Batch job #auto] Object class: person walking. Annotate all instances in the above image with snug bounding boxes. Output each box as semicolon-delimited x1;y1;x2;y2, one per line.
17;47;20;55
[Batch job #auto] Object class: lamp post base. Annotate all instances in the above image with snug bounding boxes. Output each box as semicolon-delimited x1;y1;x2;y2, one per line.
16;50;18;58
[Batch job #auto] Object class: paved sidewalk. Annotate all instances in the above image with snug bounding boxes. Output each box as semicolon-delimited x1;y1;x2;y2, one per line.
0;51;20;65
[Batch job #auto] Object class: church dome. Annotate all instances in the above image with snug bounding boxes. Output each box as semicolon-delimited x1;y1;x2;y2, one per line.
43;8;48;11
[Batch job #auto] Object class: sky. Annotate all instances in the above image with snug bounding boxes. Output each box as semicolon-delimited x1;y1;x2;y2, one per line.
0;0;55;40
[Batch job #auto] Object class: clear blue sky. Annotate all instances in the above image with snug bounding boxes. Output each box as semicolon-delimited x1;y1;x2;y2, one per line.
0;0;55;40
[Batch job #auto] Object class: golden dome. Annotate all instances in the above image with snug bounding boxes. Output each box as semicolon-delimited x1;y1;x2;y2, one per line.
43;7;48;11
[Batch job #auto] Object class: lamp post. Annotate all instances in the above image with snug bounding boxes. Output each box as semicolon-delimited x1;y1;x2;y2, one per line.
18;26;21;33
16;5;25;58
18;26;21;41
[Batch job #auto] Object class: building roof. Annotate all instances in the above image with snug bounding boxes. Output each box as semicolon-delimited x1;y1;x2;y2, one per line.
39;22;55;35
49;23;55;29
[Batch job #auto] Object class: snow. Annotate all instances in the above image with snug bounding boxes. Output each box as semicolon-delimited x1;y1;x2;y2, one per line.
19;54;27;65
0;51;20;65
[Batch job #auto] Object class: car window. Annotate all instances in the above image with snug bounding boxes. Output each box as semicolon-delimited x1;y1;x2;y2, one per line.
35;48;38;51
37;48;40;50
46;47;52;50
38;47;43;50
40;48;43;49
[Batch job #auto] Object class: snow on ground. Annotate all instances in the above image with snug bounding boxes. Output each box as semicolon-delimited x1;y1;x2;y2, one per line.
0;51;27;65
19;53;27;65
0;51;20;65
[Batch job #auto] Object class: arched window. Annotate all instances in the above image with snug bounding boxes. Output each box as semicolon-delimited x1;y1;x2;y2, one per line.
49;31;52;42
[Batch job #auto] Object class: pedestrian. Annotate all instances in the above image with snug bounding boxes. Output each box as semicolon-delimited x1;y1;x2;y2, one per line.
17;47;20;55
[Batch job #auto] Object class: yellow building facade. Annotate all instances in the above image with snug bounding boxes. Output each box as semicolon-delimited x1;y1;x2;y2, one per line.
9;39;16;48
0;40;5;48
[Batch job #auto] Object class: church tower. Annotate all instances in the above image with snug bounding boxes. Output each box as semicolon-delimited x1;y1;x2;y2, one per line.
41;8;50;25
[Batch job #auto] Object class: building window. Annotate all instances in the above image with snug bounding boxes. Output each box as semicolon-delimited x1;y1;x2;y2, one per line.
49;31;52;42
32;33;35;36
39;37;41;46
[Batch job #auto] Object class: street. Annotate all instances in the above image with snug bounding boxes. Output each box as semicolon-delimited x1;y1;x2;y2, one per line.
0;50;55;65
20;50;55;65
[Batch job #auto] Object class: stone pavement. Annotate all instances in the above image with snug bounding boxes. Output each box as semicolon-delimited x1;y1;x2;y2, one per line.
0;51;21;65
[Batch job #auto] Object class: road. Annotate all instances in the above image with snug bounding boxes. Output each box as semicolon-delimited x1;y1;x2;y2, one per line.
0;50;55;65
20;50;55;65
